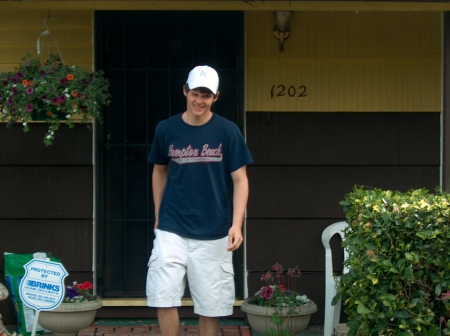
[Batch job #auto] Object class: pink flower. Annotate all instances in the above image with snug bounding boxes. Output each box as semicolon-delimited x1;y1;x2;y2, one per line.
272;262;283;272
287;266;301;278
441;292;450;300
261;271;271;282
260;286;273;300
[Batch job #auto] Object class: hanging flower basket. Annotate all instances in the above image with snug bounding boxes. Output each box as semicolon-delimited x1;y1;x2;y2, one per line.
0;53;111;146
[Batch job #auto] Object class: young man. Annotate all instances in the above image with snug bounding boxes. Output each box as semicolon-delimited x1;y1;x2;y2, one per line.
146;65;252;336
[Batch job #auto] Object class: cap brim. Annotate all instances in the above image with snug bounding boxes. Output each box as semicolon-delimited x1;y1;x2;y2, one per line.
187;81;217;94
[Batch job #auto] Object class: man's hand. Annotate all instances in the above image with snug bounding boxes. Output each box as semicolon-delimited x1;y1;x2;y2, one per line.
227;225;243;251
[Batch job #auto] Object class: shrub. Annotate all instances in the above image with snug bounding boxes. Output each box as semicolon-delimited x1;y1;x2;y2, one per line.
335;186;450;336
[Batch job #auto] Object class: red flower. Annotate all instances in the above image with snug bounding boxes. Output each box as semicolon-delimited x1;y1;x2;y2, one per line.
77;281;93;291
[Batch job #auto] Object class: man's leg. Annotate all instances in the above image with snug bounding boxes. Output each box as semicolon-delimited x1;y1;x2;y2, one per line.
199;316;219;336
158;307;180;336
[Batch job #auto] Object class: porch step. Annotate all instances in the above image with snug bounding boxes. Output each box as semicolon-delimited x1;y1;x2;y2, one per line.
101;298;245;307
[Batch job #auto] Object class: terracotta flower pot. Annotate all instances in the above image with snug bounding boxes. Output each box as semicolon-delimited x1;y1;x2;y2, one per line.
241;300;317;335
37;300;102;336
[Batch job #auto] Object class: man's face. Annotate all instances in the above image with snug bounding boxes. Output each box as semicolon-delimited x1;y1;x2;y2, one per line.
184;87;218;121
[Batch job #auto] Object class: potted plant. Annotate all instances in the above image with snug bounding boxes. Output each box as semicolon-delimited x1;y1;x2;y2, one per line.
0;53;111;146
335;186;450;336
37;280;102;336
241;262;317;336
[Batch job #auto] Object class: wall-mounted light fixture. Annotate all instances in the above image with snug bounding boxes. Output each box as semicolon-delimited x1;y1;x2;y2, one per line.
273;11;292;52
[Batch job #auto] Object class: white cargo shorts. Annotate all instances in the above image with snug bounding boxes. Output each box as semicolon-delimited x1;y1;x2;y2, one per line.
146;229;235;317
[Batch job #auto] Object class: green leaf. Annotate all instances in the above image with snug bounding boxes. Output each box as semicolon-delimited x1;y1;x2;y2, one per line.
405;221;415;228
393;310;411;318
435;283;441;296
405;252;413;261
382;259;393;267
428;324;438;336
407;301;417;309
380;293;396;301
357;303;371;315
404;266;414;281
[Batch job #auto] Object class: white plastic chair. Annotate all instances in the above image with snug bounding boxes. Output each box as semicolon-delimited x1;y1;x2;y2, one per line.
321;221;349;336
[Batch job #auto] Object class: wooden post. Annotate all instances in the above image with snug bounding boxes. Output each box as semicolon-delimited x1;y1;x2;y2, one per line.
442;12;450;191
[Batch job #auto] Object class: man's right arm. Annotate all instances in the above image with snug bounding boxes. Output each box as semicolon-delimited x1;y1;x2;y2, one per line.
152;164;169;230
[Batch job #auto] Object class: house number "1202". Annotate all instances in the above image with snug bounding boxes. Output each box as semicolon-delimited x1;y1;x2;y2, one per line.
271;85;308;99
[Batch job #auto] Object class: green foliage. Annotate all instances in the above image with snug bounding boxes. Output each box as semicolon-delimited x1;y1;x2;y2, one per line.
0;53;111;145
264;312;297;336
336;186;450;336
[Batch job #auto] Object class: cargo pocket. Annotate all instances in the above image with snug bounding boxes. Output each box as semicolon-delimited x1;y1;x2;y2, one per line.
219;262;235;309
146;254;159;300
147;253;158;268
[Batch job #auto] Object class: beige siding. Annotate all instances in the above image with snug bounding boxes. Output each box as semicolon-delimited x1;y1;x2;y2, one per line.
0;9;93;72
246;11;441;112
0;9;442;113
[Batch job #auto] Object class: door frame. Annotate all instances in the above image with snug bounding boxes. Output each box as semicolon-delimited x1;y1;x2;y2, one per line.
94;10;246;299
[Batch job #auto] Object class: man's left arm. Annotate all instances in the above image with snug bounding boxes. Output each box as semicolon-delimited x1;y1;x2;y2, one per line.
227;165;249;251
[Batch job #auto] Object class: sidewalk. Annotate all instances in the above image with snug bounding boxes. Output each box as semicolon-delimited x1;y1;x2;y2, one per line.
6;320;324;336
78;325;251;336
83;319;324;336
77;325;324;336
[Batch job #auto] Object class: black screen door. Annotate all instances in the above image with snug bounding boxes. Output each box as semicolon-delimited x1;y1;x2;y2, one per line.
94;10;245;298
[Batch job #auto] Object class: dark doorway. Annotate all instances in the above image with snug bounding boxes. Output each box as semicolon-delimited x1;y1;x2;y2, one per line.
94;11;245;299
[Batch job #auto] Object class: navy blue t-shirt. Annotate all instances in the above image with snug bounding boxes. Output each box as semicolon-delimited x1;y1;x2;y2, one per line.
148;113;253;240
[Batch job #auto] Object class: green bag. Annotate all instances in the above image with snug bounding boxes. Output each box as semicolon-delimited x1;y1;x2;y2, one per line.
4;252;61;336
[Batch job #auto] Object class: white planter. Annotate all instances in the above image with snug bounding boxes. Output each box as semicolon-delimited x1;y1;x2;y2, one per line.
241;300;317;335
335;323;350;335
38;300;102;336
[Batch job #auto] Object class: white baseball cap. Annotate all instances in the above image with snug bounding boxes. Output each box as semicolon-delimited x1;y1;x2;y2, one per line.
186;65;219;94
